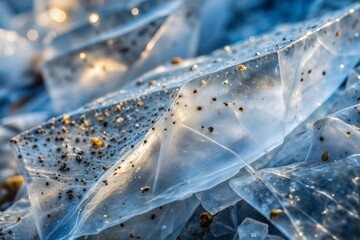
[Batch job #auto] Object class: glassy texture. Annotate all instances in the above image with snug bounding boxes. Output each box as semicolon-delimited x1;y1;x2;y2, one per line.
10;4;360;239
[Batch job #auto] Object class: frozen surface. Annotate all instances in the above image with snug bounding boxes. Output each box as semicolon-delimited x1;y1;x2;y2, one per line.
231;155;360;240
0;29;36;117
0;197;37;240
42;0;202;112
230;104;360;239
86;195;199;240
234;218;268;240
10;4;360;239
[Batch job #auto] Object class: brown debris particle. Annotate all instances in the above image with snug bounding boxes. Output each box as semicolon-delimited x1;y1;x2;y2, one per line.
208;127;214;133
321;151;329;162
38;156;45;162
171;57;182;65
67;190;74;200
59;163;68;171
238;107;244;112
130;232;136;238
270;209;283;220
140;186;151;193
17;216;23;222
37;127;43;134
135;79;144;85
137;101;144;108
149;80;158;86
199;211;213;228
76;155;83;162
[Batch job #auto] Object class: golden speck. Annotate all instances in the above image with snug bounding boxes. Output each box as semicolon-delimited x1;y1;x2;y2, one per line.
130;232;135;238
270;209;283;220
62;115;70;125
201;80;207;86
321;151;329;162
1;176;24;191
137;101;144;108
237;65;247;71
115;104;122;112
222;79;229;85
17;216;23;222
91;137;105;148
116;117;125;126
335;31;341;37
346;131;351;138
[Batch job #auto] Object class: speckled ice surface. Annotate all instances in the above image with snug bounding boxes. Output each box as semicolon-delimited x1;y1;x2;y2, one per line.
9;4;360;239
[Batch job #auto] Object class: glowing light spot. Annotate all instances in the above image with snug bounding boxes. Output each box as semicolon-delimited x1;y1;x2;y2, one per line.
131;8;139;16
79;52;87;60
27;29;38;41
88;13;100;24
49;8;67;23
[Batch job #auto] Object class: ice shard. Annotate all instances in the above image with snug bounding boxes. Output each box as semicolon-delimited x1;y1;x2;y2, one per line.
230;105;360;239
234;217;268;240
85;195;199;240
231;155;360;240
0;29;35;117
11;4;360;239
208;199;284;240
42;0;202;112
0;184;36;239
